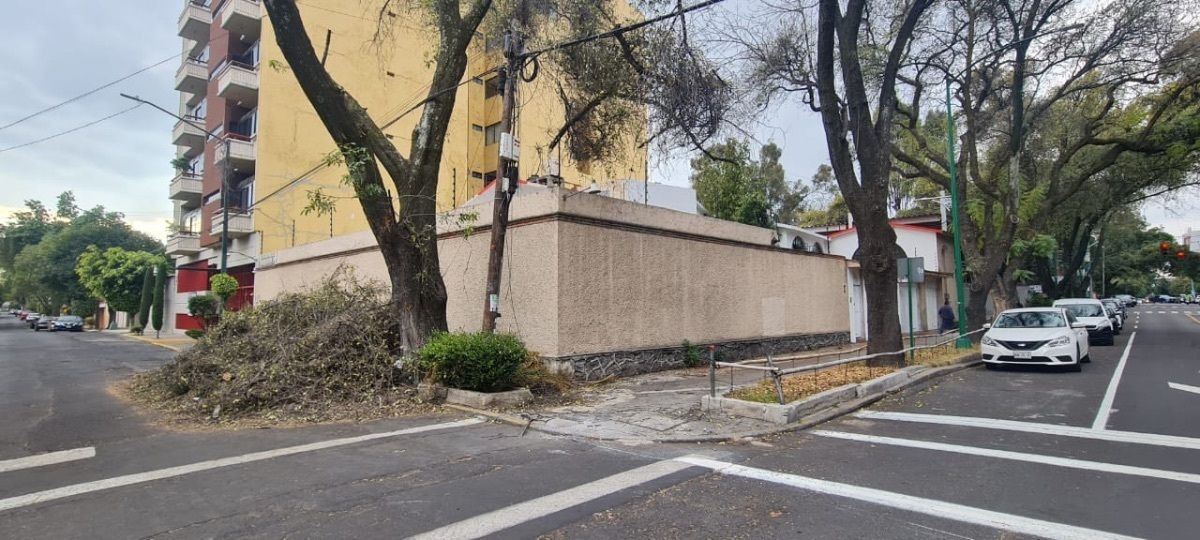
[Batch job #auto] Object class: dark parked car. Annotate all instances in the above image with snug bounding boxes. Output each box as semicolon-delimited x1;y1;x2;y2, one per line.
34;316;53;331
51;315;84;332
25;313;42;329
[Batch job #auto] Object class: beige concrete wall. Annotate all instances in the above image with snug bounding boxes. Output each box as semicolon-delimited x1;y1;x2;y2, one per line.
555;220;848;356
255;187;849;359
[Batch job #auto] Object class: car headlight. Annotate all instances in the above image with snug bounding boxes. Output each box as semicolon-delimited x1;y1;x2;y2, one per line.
981;336;999;346
1046;336;1070;347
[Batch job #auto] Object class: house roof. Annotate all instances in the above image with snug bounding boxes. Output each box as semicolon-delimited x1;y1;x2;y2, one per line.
826;222;945;240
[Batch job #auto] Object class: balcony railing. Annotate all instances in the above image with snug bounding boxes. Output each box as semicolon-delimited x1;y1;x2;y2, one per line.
214;137;256;169
174;57;209;96
210;210;253;238
177;1;212;44
166;232;202;256
215;61;259;106
217;0;262;38
169;172;204;204
171;116;206;153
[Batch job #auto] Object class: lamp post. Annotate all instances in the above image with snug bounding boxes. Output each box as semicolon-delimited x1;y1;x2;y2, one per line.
945;81;971;348
120;93;230;273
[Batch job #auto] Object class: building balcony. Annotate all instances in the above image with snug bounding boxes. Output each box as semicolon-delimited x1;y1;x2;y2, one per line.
177;1;212;44
166;232;202;256
210;210;253;238
171;117;206;153
215;61;259;107
174;58;209;96
214;137;256;171
168;173;204;205
218;0;262;39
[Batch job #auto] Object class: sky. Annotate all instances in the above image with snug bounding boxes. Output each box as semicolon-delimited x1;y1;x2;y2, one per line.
0;1;1196;242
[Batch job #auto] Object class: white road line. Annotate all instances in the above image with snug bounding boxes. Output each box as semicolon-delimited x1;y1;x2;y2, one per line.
1168;382;1200;396
406;460;692;540
0;418;482;513
812;430;1200;485
1093;331;1137;430
0;448;95;474
674;455;1138;540
855;411;1200;450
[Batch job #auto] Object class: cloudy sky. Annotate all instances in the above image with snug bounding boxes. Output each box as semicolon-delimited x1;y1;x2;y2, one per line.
1;1;1196;242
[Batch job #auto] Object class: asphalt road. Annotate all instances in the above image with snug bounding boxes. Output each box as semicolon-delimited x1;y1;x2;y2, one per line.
2;304;1199;539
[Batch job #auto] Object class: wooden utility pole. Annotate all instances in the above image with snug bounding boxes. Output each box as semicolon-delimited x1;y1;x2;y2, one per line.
482;17;525;332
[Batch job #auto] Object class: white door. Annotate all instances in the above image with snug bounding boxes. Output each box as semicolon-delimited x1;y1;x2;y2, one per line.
849;269;865;342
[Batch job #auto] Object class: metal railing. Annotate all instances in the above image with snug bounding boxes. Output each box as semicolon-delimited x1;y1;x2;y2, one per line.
707;327;987;404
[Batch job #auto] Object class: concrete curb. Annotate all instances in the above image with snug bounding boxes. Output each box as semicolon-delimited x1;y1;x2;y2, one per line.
117;333;185;353
445;355;982;444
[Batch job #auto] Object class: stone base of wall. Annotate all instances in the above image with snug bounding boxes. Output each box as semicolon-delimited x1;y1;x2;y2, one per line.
545;332;851;381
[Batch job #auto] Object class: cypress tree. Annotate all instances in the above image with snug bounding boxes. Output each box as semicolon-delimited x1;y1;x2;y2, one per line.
151;262;167;338
137;265;153;329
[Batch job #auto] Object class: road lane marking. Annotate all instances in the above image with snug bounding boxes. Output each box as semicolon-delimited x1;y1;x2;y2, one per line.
407;460;692;540
0;418;482;513
0;448;95;474
856;411;1200;450
1168;382;1200;396
674;455;1138;540
812;430;1200;485
1093;331;1137;430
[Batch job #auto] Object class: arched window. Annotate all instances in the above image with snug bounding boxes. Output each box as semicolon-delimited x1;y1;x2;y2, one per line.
792;236;806;251
812;243;824;254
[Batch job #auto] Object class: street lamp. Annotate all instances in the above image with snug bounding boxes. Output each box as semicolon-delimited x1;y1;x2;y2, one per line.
120;93;231;273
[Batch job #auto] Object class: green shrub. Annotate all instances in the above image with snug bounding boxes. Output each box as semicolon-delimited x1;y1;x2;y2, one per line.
187;294;219;327
682;340;703;367
209;273;240;306
131;325;144;335
418;332;528;392
184;329;205;340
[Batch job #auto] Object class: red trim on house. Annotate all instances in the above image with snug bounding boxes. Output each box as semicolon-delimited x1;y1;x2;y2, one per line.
175;313;203;331
826;222;943;240
176;261;211;293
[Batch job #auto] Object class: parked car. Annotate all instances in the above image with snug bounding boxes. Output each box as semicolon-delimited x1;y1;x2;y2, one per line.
51;315;84;332
981;308;1090;371
25;313;42;329
1052;299;1115;345
1114;294;1137;307
18;310;30;320
1100;299;1124;334
34;317;54;331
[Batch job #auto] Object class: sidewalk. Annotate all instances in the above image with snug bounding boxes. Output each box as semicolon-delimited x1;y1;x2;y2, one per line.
103;329;194;353
465;342;872;443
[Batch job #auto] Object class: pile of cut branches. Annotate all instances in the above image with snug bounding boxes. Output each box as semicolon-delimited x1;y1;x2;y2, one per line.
131;275;418;422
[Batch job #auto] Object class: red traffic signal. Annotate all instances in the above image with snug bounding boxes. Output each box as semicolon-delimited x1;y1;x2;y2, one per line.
1160;241;1173;256
1178;250;1189;261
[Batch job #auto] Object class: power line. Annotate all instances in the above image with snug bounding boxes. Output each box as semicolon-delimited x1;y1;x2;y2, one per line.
521;0;729;59
0;53;178;132
0;104;142;155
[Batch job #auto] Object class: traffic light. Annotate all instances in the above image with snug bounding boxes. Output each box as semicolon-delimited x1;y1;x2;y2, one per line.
1178;250;1190;261
1160;241;1173;256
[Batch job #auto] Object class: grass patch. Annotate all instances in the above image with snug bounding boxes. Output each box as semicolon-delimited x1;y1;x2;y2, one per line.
727;365;897;404
910;343;980;367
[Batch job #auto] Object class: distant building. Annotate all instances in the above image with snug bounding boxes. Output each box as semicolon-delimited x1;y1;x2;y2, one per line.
1184;228;1200;251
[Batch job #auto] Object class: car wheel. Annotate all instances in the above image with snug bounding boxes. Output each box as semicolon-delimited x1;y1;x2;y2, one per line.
1069;362;1083;372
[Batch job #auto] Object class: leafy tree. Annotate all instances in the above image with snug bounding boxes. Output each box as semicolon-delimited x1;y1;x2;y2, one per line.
75;247;163;315
187;294;219;329
691;139;807;228
151;262;167;338
209;273;240;310
55;191;80;221
796;165;849;227
137;266;154;327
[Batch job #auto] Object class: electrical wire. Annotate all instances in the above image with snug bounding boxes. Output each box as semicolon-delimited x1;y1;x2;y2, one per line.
0;104;142;155
0;53;178;132
521;0;729;59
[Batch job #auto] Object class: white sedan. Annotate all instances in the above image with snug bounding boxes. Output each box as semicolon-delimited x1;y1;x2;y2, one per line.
981;308;1090;371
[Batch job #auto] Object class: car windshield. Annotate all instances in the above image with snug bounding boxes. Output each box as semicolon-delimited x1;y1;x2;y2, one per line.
1060;304;1104;317
59;316;82;323
993;311;1067;328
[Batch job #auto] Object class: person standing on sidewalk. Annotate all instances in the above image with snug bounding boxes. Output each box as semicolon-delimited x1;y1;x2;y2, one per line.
938;300;956;333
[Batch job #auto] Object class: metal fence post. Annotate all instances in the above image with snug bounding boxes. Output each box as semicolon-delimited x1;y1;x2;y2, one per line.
708;344;717;397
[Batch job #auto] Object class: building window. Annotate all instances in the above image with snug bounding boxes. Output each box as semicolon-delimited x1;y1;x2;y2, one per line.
472;124;483;132
791;236;806;251
484;122;501;145
189;155;204;176
484;77;501;99
483;170;497;184
812;243;824;254
471;171;484;179
181;210;199;234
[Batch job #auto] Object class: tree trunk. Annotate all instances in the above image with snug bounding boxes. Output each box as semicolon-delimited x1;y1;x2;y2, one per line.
857;218;903;366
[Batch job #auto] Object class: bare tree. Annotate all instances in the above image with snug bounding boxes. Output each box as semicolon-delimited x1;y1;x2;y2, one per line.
735;0;935;363
263;0;492;352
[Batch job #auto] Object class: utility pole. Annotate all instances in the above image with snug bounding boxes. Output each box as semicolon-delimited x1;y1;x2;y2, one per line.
482;9;527;332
